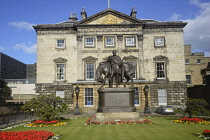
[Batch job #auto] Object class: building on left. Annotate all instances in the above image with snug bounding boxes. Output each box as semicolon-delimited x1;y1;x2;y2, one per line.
0;52;36;105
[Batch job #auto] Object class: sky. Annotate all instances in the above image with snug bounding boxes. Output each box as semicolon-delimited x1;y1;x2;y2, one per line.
0;0;210;64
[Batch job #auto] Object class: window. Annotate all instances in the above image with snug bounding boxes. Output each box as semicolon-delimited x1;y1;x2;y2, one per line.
85;88;94;106
156;62;166;79
57;40;65;48
85;38;95;47
56;91;65;98
185;59;189;64
56;64;65;81
134;87;139;106
154;37;165;47
105;38;114;47
186;75;192;85
158;89;167;105
86;63;95;80
197;59;201;64
126;38;135;46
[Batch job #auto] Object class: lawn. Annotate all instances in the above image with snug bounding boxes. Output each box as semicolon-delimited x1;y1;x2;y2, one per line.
2;117;209;140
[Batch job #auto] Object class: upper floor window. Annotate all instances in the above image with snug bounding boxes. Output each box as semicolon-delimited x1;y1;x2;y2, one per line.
197;59;201;64
186;75;192;85
57;39;65;48
56;64;65;81
105;37;115;47
86;63;95;80
85;38;95;47
154;37;165;47
185;59;189;64
156;62;166;79
126;37;135;47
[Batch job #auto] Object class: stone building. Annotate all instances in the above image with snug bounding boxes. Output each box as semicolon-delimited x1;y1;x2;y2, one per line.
184;45;210;86
33;8;187;113
0;52;26;79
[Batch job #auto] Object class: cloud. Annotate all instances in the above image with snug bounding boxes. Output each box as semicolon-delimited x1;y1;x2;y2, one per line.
169;14;182;21
14;43;37;54
9;21;35;30
0;46;4;51
183;0;210;57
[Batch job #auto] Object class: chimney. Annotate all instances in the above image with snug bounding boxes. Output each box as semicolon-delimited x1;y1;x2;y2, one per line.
81;7;87;20
130;7;137;18
68;13;78;21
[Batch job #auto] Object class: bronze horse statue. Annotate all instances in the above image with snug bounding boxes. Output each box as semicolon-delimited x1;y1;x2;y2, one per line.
96;62;135;88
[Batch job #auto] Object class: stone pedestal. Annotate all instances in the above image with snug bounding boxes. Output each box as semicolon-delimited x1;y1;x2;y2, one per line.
97;87;136;113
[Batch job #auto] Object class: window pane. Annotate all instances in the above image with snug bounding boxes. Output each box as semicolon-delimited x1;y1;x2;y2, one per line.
57;64;65;80
56;91;65;98
158;89;167;105
156;63;165;79
57;40;65;48
186;75;192;85
197;59;201;64
185;59;189;64
85;88;93;106
86;38;94;46
86;63;94;80
134;87;139;105
106;38;114;46
155;38;164;46
126;38;135;46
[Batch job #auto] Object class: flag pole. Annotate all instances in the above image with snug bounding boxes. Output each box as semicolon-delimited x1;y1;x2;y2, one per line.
108;0;110;8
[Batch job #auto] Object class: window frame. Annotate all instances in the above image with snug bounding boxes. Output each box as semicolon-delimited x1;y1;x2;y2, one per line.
125;37;135;47
158;89;167;105
185;59;189;64
84;88;94;107
56;39;65;48
154;37;165;47
134;87;139;106
56;91;65;98
156;62;166;79
197;59;201;64
85;63;95;80
186;75;192;85
85;37;95;47
56;64;66;81
104;36;115;47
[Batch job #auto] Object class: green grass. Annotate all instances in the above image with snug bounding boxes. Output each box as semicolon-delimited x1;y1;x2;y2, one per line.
3;117;209;140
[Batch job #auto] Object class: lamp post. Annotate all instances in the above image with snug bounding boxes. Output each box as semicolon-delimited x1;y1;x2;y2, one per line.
74;85;80;115
144;84;151;114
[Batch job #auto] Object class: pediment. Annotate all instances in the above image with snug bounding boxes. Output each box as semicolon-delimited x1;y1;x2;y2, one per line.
153;55;168;61
123;55;138;61
82;56;98;61
53;57;67;63
76;9;144;26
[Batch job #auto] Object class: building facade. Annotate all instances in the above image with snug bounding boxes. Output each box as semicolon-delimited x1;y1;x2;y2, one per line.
34;8;187;113
184;45;210;86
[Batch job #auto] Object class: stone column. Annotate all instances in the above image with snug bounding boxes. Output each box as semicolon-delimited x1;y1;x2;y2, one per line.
76;35;83;80
117;35;123;56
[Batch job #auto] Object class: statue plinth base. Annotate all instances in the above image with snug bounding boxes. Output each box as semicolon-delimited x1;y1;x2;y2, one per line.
97;87;136;113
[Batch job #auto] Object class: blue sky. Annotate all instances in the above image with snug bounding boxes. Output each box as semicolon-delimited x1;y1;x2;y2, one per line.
0;0;210;64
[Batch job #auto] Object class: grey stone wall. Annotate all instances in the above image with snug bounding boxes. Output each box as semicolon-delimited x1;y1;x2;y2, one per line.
150;81;187;112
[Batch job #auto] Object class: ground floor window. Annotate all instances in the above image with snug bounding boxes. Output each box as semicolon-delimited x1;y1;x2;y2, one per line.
84;88;94;106
158;89;167;105
186;75;192;85
134;87;139;106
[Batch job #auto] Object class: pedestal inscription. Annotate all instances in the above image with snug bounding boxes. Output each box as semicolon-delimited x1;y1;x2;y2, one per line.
97;87;136;113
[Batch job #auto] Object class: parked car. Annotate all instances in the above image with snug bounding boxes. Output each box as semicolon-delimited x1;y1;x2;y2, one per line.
157;106;175;115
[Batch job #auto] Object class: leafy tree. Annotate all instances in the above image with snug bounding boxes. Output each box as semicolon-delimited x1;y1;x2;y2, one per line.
180;98;209;118
0;79;12;100
22;94;68;121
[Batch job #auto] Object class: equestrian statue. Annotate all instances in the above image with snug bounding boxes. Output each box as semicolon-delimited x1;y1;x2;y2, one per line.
96;50;135;88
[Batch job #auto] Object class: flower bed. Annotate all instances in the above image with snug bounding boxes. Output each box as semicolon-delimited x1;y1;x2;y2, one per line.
84;116;152;125
194;129;210;139
173;117;210;124
26;120;67;127
0;130;56;140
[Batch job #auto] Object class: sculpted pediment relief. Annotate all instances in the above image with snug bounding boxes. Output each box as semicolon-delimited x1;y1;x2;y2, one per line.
53;57;67;63
87;14;131;25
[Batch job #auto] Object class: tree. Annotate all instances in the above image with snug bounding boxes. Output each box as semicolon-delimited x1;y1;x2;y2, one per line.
0;79;12;100
181;98;209;118
22;94;68;121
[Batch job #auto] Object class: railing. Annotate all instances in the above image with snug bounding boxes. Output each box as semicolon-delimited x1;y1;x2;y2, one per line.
5;79;36;84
